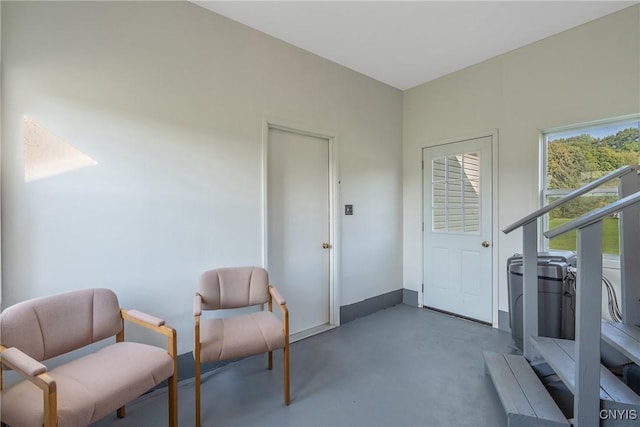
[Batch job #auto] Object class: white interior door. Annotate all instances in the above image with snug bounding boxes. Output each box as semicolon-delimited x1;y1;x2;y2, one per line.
267;127;331;337
423;136;493;323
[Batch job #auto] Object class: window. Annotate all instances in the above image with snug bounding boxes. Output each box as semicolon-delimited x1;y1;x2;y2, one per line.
542;116;640;256
431;152;481;233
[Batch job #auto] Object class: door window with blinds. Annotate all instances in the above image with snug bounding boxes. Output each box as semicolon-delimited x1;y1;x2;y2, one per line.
431;153;481;233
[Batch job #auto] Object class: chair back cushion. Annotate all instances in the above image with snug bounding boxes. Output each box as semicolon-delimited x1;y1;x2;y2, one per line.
199;267;270;309
0;288;122;362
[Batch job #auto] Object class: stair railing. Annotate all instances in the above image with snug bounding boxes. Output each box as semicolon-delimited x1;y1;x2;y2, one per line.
544;190;640;427
502;165;640;361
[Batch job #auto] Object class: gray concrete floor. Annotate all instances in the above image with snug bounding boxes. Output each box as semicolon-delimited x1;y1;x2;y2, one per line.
93;304;515;427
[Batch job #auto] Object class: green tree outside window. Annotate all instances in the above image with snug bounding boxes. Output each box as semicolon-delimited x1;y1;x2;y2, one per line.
544;122;639;255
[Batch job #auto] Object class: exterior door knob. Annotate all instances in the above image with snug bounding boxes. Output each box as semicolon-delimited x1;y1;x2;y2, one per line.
322;242;331;249
482;241;490;248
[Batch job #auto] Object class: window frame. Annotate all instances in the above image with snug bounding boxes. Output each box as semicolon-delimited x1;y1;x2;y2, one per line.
539;114;640;265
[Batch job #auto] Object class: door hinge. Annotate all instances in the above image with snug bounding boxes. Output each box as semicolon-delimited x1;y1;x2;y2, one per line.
421;160;424;170
422;222;424;231
421;283;424;293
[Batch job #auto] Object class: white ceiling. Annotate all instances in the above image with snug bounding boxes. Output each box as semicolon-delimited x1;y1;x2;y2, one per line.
194;1;637;90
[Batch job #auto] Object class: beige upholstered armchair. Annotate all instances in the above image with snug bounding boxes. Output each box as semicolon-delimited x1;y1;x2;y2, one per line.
193;266;290;427
0;288;178;427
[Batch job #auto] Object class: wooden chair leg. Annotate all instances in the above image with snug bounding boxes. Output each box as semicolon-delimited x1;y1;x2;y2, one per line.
284;343;290;405
195;356;201;427
117;406;125;419
268;350;273;370
168;373;178;427
43;384;57;427
166;325;178;427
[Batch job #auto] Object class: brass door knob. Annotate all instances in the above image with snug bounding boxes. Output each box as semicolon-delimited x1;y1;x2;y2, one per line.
482;241;490;248
322;242;331;249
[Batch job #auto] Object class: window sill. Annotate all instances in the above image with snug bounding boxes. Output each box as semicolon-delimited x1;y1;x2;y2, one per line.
603;257;621;270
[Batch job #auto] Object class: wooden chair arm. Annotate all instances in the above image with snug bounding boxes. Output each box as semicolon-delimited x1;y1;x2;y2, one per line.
119;309;177;367
269;286;286;306
269;285;289;340
269;286;288;320
126;309;165;326
0;346;57;426
1;346;47;376
121;309;174;339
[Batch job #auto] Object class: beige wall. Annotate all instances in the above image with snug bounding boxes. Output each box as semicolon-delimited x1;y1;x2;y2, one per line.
403;5;640;317
3;1;638;348
1;1;403;352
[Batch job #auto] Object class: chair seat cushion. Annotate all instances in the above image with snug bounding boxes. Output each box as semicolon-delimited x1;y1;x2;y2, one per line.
1;342;173;427
199;311;285;362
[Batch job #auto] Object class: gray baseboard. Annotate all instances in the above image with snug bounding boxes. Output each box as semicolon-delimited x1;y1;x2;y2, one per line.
403;289;419;307
498;309;511;333
340;289;403;324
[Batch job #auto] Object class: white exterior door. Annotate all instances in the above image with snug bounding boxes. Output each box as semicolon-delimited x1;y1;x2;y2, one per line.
267;127;332;337
422;136;493;323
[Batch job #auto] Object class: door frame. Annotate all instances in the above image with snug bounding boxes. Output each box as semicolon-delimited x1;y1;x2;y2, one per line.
261;116;340;334
421;130;499;328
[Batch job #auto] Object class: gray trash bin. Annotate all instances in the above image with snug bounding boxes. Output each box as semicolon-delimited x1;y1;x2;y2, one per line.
507;251;576;350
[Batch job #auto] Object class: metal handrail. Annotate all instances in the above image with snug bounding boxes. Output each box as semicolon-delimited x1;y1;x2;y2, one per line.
544;190;640;239
502;165;639;234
